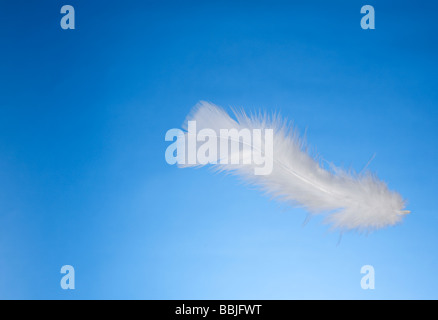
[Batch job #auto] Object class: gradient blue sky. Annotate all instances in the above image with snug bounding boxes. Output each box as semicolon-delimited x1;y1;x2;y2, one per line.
0;0;437;299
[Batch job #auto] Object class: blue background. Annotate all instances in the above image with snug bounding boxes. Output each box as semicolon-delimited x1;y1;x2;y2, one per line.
0;0;437;299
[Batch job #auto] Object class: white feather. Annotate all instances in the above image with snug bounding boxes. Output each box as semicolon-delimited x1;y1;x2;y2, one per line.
179;101;408;232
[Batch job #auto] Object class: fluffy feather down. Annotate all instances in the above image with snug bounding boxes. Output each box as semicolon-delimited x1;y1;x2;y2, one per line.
180;101;408;232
